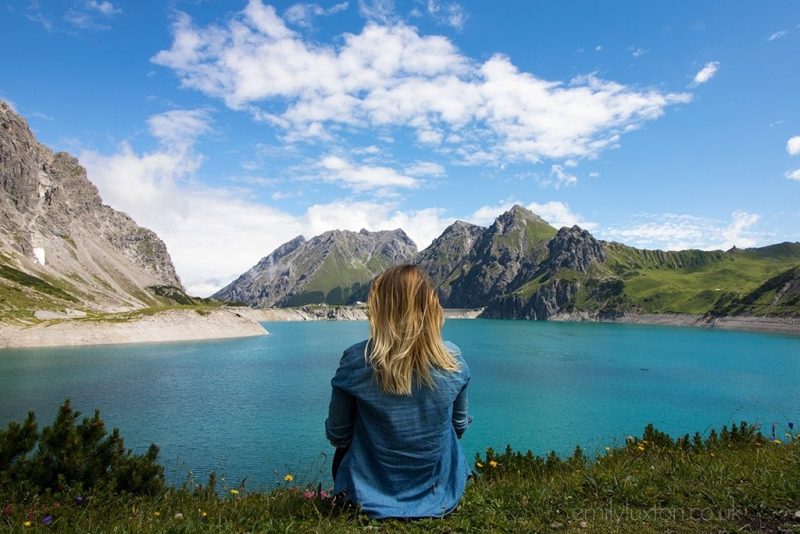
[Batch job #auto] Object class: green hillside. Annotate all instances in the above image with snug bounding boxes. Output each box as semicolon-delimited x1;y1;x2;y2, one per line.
506;242;800;317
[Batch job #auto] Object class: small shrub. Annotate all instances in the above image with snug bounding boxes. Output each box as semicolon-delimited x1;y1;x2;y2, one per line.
0;400;164;495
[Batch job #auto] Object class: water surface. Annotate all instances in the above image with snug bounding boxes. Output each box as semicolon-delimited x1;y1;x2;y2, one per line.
1;320;797;489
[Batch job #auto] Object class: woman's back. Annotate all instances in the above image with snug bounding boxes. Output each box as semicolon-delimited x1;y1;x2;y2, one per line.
324;265;472;518
327;340;470;516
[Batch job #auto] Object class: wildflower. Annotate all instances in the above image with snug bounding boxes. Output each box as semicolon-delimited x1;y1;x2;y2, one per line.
303;490;316;499
3;504;12;515
489;460;498;468
174;512;184;520
320;490;330;499
284;474;294;482
42;515;54;526
604;447;611;452
637;444;645;452
229;489;240;496
153;511;160;517
23;521;32;527
74;495;85;506
200;511;208;523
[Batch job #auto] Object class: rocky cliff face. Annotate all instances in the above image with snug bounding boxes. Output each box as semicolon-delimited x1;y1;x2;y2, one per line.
443;205;557;308
546;225;606;273
0;100;184;317
213;228;418;307
415;220;484;303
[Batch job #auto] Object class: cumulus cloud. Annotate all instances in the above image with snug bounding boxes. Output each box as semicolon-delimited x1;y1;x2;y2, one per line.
692;61;719;85
152;0;690;166
787;135;800;156
603;211;762;251
786;169;800;181
357;0;396;23
65;0;121;30
284;2;348;28
318;155;420;191
548;164;578;188
404;161;445;177
77;109;452;294
468;200;596;230
426;0;467;30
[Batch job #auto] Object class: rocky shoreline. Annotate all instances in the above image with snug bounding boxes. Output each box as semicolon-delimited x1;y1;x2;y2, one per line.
230;305;484;322
0;309;267;349
551;312;800;335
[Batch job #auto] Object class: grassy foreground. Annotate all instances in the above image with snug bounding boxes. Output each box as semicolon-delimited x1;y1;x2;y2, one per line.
2;424;799;533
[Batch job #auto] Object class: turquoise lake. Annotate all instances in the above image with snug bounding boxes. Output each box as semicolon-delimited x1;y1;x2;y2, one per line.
1;320;798;490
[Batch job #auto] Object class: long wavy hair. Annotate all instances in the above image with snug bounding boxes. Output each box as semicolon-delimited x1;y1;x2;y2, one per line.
366;264;460;396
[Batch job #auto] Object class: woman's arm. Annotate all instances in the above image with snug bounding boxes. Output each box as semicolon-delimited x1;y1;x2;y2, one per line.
325;386;356;448
452;381;470;439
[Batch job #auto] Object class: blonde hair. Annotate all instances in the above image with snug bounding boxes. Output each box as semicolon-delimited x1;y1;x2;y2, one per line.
366;264;460;396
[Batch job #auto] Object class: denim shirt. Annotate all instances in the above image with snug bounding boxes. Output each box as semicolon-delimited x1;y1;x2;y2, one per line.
325;339;471;519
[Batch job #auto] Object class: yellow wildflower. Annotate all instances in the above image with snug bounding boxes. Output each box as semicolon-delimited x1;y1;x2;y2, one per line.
23;521;32;527
284;474;294;482
153;512;161;517
201;512;207;517
476;462;484;468
229;489;239;495
489;460;498;468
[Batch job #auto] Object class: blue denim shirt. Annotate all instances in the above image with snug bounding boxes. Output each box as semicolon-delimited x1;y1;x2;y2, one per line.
325;339;471;519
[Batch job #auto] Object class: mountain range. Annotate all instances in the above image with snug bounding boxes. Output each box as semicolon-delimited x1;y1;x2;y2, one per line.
217;206;800;320
0;100;194;323
2;99;798;325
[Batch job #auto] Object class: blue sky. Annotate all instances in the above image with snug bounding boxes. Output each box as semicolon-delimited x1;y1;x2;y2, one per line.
1;0;799;295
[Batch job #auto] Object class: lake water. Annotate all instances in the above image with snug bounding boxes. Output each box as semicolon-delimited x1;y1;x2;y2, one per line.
1;320;798;490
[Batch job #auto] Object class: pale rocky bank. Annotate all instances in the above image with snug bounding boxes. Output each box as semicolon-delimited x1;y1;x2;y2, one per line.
231;305;484;322
0;309;267;349
551;312;800;335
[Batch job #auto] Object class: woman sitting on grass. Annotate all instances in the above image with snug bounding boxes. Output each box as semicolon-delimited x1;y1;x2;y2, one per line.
325;264;471;519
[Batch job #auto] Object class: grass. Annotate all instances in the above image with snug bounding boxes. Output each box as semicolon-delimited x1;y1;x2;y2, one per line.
2;424;798;533
502;243;800;317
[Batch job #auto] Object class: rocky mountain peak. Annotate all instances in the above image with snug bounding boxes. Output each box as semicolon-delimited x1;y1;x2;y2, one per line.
1;100;184;314
547;225;606;273
213;227;417;307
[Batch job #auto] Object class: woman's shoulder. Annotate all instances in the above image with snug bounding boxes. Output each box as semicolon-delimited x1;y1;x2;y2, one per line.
442;340;469;378
339;339;370;368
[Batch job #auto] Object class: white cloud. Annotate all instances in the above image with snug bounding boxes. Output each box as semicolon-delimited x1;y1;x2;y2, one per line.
318;155;420;191
357;0;396;23
768;30;788;41
786;169;800;181
630;46;647;58
152;1;690;165
404;161;445;177
85;1;121;16
304;201;453;250
786;135;800;156
692;61;719;85
426;0;467;30
468;200;596;230
147;109;212;147
79;110;302;296
548;164;578;188
603;211;762;251
284;2;348;28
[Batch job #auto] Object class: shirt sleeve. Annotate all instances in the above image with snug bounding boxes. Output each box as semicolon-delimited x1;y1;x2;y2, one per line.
451;379;470;439
325;385;356;447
